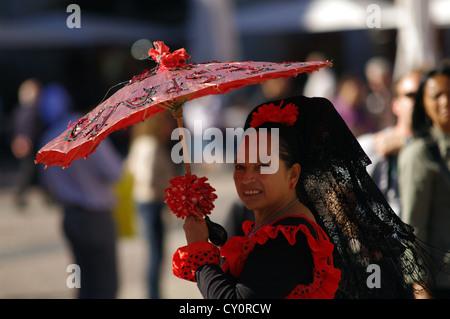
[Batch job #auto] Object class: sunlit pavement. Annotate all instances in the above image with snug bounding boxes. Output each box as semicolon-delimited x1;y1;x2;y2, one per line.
0;163;237;299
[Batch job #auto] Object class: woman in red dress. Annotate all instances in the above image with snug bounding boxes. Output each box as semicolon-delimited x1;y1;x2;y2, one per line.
172;95;428;299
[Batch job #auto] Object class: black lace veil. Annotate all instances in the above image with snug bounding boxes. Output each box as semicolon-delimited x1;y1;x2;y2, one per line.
243;95;430;298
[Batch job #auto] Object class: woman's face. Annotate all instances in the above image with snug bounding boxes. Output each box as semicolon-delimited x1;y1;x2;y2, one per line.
233;132;299;213
423;74;450;133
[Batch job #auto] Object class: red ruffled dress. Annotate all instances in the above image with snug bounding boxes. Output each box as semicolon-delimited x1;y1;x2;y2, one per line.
173;215;341;299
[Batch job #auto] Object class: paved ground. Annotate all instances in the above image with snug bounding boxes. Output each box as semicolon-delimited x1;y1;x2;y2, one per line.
0;163;238;299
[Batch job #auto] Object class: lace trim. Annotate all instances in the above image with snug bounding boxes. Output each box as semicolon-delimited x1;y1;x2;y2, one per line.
172;241;220;282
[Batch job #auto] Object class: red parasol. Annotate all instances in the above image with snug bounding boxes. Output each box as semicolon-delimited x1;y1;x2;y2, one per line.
35;41;332;246
36;41;332;171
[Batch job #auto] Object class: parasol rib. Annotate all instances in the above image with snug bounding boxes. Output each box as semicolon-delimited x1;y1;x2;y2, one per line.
172;106;192;175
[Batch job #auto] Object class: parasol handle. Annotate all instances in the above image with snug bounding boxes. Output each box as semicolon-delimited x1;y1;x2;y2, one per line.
172;107;191;175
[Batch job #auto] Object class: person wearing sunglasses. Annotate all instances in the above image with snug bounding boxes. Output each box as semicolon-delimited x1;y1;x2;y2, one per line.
358;71;422;217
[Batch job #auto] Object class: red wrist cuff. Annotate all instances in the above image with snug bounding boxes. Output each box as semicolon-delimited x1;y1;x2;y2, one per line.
172;241;220;282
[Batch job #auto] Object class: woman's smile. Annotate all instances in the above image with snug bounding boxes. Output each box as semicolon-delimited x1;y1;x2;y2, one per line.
242;189;263;197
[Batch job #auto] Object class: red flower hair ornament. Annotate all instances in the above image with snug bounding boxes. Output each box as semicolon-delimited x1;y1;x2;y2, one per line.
249;102;299;128
148;41;191;72
164;174;218;219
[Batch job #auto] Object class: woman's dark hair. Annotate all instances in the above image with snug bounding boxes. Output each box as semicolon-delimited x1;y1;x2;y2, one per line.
250;122;302;169
412;64;450;137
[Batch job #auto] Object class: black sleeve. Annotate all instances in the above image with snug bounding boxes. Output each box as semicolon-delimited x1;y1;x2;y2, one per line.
195;231;313;299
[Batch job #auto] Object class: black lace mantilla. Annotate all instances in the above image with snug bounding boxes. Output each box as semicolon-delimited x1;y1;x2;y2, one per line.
244;95;430;299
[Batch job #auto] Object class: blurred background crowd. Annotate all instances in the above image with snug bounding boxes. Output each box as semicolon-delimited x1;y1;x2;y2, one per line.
1;0;450;299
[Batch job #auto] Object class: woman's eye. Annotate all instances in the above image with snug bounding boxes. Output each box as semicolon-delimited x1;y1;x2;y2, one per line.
432;93;442;99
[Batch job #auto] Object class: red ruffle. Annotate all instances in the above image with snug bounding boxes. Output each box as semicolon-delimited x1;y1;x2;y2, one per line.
172;216;341;299
172;241;220;282
221;216;341;299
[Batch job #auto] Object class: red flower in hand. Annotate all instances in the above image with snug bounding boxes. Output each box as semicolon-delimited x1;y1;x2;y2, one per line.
249;102;299;128
164;174;218;219
148;41;191;72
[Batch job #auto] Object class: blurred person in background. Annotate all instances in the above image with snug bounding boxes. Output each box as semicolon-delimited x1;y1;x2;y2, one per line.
126;112;179;299
183;95;224;169
332;74;375;137
303;51;337;101
260;77;293;101
358;71;422;216
37;83;123;299
399;64;450;299
10;78;43;208
365;57;395;130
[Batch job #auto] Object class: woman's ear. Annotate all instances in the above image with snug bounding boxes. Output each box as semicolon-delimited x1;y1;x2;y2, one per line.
289;163;301;186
